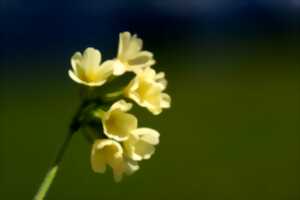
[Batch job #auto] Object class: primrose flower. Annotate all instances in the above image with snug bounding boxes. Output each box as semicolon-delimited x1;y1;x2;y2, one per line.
68;47;113;86
125;68;171;115
91;139;125;182
124;128;160;161
91;139;140;182
112;32;155;75
101;100;137;141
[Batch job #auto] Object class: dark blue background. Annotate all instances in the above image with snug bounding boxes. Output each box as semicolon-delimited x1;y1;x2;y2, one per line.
1;0;300;69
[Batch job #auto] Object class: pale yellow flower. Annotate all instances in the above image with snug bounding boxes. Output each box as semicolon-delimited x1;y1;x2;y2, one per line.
91;139;125;182
68;47;113;86
102;100;137;141
125;68;171;115
124;128;160;161
91;139;140;182
112;32;155;75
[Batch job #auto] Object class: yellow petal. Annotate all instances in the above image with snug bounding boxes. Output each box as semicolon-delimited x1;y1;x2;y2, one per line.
125;128;159;161
125;34;143;60
70;52;83;75
117;32;131;60
139;84;162;114
93;60;114;82
125;159;140;175
68;70;107;86
155;72;168;90
112;59;126;76
68;70;83;84
91;139;123;173
133;128;160;145
110;100;133;112
81;48;101;80
103;110;137;141
91;142;107;173
112;159;126;182
142;68;156;80
127;51;153;66
161;93;171;108
133;141;155;160
118;32;143;61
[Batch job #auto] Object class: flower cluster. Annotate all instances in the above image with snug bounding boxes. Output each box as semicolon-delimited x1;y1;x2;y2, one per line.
68;32;171;182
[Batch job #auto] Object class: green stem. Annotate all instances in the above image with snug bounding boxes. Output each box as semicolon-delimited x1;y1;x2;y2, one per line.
102;90;124;102
33;130;74;200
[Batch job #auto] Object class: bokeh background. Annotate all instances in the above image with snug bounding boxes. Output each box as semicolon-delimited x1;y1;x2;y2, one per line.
1;0;300;199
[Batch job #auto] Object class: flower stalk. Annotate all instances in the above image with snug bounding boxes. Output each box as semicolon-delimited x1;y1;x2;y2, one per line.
33;130;74;200
33;31;171;200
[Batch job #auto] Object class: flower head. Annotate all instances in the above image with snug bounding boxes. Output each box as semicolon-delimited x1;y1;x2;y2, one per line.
124;128;160;161
125;68;171;115
68;47;113;86
66;32;170;183
102;100;137;141
112;32;155;75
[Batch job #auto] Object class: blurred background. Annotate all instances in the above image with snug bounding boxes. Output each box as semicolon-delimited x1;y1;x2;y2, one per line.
1;0;300;199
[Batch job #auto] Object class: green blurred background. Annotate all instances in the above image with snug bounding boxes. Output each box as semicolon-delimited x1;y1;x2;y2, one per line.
1;1;300;199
